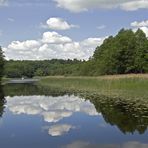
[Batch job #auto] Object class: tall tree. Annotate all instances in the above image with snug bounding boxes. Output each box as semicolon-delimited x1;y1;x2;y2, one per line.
0;46;4;81
134;29;148;73
91;28;148;75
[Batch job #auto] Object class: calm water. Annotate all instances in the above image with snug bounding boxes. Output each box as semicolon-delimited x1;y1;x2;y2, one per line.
0;84;148;148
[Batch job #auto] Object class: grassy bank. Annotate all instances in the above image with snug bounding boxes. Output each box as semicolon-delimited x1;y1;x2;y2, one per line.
38;74;148;100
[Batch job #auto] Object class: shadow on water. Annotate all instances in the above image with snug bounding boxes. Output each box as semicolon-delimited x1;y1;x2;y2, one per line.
3;83;69;97
3;83;148;135
0;85;6;118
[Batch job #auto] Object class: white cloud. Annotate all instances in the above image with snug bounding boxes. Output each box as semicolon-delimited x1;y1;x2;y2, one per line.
54;0;148;12
131;20;148;37
1;0;148;11
4;40;41;60
41;17;79;30
48;124;74;136
81;37;104;47
121;0;148;11
42;31;72;44
138;26;148;37
8;40;41;50
131;20;148;27
4;31;105;60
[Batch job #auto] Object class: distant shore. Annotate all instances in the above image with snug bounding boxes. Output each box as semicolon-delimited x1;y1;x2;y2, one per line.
2;74;148;100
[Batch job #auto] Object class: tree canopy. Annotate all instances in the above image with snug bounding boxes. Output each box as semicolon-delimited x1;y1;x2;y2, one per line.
82;28;148;75
4;59;83;78
0;46;4;81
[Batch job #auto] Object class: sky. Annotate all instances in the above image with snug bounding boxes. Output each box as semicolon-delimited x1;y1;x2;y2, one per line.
0;0;148;60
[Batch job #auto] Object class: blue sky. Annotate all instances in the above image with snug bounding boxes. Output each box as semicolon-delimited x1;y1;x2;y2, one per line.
0;0;148;60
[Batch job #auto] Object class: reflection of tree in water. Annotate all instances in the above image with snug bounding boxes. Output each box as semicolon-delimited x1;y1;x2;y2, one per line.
3;83;148;134
85;94;148;134
4;84;71;97
0;85;6;117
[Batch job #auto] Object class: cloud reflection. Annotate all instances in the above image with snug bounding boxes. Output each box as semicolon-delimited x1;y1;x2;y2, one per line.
63;141;148;148
48;124;74;136
6;95;98;123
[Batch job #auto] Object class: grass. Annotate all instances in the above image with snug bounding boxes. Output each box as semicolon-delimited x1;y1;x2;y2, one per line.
38;74;148;100
1;77;11;85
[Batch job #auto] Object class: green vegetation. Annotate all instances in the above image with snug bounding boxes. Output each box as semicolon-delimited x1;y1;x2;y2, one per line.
2;83;148;134
3;29;148;78
88;95;148;134
0;46;4;81
38;74;148;99
81;29;148;75
2;28;148;101
4;59;83;78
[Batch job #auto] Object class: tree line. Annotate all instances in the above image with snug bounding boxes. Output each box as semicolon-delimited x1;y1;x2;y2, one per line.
1;28;148;78
0;47;4;81
80;28;148;75
4;59;84;78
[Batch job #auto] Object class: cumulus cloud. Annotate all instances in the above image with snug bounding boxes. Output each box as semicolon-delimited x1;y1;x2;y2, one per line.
131;20;148;37
4;31;105;60
131;20;148;27
41;17;79;30
8;40;41;50
81;38;104;47
48;124;74;136
3;40;41;60
54;0;148;12
42;31;72;44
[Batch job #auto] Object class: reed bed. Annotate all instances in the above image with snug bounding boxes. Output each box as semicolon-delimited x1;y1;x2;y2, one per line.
38;74;148;100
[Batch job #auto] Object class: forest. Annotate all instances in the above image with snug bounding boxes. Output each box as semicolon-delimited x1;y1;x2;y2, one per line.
4;59;83;78
1;28;148;78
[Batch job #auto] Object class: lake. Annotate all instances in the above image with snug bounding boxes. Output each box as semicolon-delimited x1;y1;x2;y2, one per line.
0;83;148;148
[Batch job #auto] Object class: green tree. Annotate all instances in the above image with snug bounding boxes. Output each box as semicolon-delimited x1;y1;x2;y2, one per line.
91;28;148;75
0;46;4;81
134;29;148;73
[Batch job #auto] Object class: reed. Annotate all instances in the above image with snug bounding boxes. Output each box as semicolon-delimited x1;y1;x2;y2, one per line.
38;74;148;100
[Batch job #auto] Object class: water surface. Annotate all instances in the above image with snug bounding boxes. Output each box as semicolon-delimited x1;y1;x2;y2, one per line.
0;84;148;148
